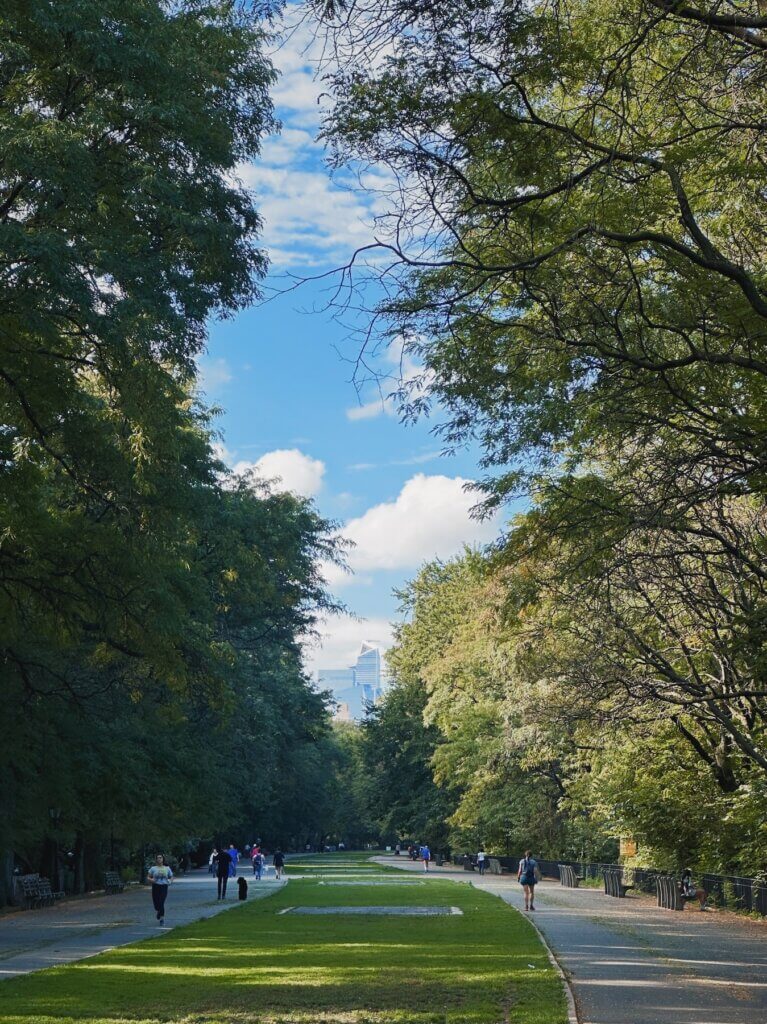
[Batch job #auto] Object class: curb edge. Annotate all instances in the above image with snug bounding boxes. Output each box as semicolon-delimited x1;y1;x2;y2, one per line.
525;912;580;1024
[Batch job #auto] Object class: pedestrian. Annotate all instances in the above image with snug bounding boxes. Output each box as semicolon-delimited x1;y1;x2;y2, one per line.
517;850;540;911
273;849;285;880
227;842;239;878
252;849;263;880
420;843;431;872
146;853;173;926
477;847;487;876
215;846;232;899
395;843;401;856
680;869;708;910
208;848;217;874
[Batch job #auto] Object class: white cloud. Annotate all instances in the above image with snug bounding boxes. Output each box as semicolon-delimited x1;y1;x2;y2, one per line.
304;612;395;678
232;448;326;498
346;395;396;421
324;474;502;587
239;162;379;265
229;17;397;269
345;339;435;422
197;357;232;393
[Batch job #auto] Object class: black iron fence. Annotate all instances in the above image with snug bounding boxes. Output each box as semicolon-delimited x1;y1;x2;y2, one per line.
486;856;767;916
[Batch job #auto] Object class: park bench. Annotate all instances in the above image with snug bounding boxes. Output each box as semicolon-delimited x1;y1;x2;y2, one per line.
603;867;634;898
104;871;126;894
656;875;684;911
18;874;64;909
558;864;583;888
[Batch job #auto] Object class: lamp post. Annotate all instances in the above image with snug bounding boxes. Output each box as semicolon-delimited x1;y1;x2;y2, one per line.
48;808;62;892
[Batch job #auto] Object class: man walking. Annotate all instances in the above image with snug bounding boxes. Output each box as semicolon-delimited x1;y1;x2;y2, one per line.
273;848;285;880
477;847;487;876
215;846;232;900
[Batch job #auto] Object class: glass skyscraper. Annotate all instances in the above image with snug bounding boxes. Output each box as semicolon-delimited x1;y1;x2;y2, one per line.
318;643;387;722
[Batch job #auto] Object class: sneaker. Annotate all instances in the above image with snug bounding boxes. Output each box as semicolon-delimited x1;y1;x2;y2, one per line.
159;917;164;926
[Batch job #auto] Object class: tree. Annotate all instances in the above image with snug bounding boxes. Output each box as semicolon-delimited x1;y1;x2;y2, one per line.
313;0;767;502
1;0;275;702
0;1;352;902
310;0;767;869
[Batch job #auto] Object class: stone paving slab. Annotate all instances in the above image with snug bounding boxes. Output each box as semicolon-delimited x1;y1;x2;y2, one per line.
375;856;767;1024
0;869;284;979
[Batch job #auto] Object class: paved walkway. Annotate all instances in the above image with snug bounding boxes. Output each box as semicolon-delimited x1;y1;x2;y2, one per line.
0;867;284;979
377;856;767;1024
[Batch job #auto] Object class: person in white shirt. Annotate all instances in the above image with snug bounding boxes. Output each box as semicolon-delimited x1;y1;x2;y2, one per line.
147;853;173;925
477;848;487;876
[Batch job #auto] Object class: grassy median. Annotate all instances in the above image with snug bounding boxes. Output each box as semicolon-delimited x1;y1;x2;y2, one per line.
0;857;566;1024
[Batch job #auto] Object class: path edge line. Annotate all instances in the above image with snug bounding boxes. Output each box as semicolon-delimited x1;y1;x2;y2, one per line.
524;912;579;1024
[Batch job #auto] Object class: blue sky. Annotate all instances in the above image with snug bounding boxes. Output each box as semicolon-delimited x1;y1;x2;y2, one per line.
200;11;509;676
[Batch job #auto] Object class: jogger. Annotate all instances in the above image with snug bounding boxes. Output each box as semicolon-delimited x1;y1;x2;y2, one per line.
146;854;173;925
517;850;540;911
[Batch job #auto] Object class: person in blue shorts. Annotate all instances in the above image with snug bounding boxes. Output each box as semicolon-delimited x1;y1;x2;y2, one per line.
517;850;540;911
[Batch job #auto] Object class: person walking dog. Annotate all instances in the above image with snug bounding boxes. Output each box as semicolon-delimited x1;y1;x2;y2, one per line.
517;850;540;911
215;846;232;899
147;853;173;926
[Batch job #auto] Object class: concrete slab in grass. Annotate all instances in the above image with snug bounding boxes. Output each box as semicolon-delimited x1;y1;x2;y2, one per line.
289;873;388;880
319;880;426;887
278;905;463;916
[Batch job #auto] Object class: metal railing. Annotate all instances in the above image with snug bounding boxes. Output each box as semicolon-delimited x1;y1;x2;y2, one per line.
488;856;767;916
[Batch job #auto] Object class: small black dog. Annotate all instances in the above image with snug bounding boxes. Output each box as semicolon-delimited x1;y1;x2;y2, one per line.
237;876;248;901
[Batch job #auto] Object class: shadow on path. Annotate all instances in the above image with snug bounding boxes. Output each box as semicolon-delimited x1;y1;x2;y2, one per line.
0;867;284;979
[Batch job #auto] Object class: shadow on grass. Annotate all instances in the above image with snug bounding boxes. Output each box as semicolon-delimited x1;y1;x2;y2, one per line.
0;873;566;1024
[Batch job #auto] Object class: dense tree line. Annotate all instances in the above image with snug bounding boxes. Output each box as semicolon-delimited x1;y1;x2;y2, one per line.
0;0;350;904
313;0;767;873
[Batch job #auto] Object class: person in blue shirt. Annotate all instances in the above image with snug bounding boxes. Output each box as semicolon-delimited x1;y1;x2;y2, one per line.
420;844;431;872
227;844;239;878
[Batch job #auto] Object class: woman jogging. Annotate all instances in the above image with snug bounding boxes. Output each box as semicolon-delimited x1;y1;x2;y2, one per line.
147;853;173;926
517;850;540;912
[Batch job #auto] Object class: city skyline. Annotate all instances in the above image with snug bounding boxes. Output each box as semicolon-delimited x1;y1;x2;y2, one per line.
318;642;388;722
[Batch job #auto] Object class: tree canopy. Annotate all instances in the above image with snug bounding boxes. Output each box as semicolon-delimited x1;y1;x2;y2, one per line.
0;0;350;902
312;0;767;874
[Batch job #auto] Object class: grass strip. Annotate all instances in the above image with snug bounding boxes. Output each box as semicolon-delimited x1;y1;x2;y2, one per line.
0;860;566;1024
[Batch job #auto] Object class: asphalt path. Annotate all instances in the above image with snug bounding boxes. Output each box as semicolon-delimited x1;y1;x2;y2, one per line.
0;865;284;979
377;855;767;1024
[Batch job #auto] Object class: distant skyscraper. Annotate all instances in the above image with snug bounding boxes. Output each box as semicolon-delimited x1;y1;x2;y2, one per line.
318;642;387;722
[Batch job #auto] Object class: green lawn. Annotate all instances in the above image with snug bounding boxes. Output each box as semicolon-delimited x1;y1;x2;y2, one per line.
0;857;566;1024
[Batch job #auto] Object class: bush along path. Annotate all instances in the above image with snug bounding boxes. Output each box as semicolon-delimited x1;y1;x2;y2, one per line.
0;855;567;1024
